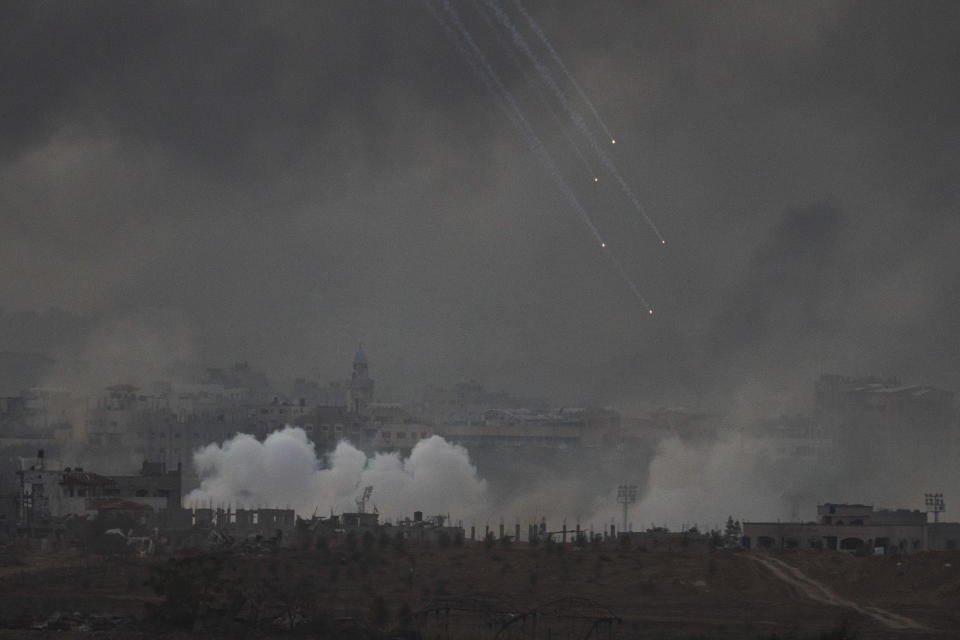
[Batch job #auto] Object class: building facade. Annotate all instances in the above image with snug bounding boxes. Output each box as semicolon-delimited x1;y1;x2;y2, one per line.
743;502;960;553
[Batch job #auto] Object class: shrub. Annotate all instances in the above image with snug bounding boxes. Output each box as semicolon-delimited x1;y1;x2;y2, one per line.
398;602;413;629
393;531;406;554
362;530;376;552
145;555;225;629
819;624;856;640
709;529;722;550
369;595;389;628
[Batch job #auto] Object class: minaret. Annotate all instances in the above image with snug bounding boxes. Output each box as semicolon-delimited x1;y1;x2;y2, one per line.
346;343;374;414
352;343;369;380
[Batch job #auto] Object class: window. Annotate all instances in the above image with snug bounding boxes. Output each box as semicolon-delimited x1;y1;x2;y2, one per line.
396;431;406;439
382;431;391;439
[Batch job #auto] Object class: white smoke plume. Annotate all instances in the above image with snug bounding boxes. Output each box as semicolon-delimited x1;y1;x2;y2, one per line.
186;427;488;522
631;431;840;531
628;434;777;531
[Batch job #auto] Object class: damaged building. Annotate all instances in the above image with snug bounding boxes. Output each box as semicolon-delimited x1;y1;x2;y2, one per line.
14;452;187;537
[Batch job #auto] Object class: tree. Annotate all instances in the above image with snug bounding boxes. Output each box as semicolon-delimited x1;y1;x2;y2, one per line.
723;516;742;547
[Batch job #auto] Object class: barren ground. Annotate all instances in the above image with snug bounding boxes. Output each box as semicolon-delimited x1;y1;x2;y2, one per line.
0;538;957;639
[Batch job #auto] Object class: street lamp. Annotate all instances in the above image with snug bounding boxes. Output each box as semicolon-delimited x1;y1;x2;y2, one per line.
617;484;637;532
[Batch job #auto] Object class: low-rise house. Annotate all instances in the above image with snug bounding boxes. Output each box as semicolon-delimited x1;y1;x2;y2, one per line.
743;502;960;553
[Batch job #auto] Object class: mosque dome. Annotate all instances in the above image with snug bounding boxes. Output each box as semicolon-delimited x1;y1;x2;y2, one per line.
353;344;368;365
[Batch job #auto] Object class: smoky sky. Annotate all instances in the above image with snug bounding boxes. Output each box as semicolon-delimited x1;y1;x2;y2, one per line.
2;1;959;409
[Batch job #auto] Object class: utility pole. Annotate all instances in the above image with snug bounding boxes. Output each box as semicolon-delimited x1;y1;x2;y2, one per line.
617;484;637;532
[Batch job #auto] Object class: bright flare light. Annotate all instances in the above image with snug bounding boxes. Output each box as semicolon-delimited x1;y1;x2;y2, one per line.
594;177;599;182
661;239;666;245
648;309;654;315
601;242;607;248
611;139;616;144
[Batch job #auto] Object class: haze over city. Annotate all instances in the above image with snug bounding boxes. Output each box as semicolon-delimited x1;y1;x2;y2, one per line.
3;1;958;410
3;3;960;637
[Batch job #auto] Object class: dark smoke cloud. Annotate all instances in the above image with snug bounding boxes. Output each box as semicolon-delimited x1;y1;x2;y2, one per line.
707;203;844;353
1;1;958;407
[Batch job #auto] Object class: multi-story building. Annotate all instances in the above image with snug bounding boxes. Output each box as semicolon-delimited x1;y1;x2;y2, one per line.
15;453;184;533
814;374;957;467
816;374;955;440
435;407;620;449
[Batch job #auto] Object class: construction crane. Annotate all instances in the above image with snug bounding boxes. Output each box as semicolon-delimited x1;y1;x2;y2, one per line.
355;486;373;514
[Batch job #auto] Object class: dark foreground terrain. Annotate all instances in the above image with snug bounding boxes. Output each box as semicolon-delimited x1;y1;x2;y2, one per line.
0;535;957;639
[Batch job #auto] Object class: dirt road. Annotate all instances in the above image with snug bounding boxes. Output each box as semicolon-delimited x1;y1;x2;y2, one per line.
749;554;929;633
